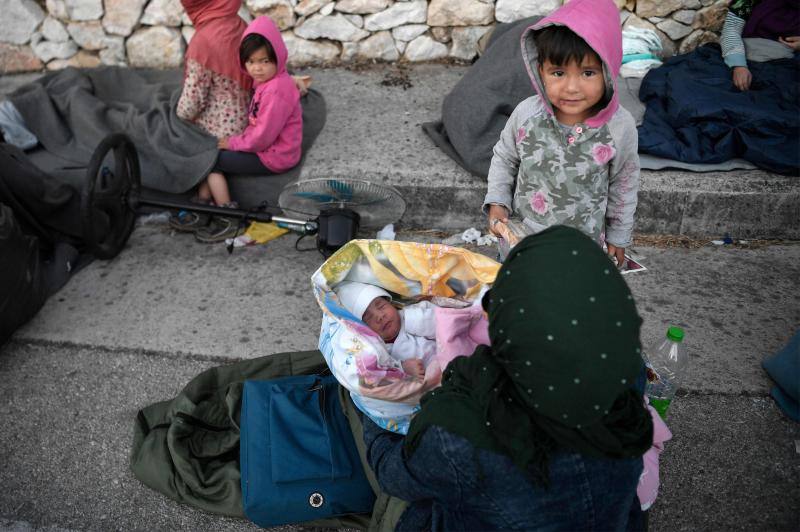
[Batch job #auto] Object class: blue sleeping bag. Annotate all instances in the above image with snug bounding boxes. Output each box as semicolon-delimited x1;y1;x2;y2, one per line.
637;44;800;175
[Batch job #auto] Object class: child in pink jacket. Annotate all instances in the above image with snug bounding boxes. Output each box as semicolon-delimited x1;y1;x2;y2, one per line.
194;16;302;241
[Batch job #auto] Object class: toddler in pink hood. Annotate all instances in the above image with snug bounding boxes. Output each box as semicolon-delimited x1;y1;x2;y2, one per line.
484;0;641;267
198;16;302;219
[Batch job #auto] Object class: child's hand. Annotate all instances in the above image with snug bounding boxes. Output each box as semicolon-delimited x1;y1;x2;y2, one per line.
217;137;229;149
779;36;800;51
401;359;425;381
732;66;752;91
292;75;312;96
607;243;625;269
487;204;509;237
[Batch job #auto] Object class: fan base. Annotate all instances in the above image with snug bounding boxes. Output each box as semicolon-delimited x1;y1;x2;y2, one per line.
317;207;360;257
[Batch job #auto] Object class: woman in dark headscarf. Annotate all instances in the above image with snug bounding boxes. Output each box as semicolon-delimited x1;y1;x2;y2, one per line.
362;225;653;531
722;0;800;91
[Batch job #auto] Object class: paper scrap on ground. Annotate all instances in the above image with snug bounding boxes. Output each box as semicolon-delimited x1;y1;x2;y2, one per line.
620;253;647;275
225;234;257;248
476;234;497;246
461;227;481;242
376;223;396;240
225;222;289;248
442;227;497;246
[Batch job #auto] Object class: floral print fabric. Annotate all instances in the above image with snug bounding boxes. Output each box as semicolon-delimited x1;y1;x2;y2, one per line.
513;113;616;245
484;95;640;248
176;59;250;139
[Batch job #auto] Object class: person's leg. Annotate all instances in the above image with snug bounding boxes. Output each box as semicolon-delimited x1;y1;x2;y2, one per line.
214;150;274;175
194;171;237;243
626;497;648;532
337;386;409;532
193;151;273;243
196;180;212;203
206;171;232;206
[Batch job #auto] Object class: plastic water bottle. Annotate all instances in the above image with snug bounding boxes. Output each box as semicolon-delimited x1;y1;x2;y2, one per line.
644;326;687;419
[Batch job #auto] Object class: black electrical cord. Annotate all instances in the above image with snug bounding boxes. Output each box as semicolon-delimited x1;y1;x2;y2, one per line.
294;232;318;253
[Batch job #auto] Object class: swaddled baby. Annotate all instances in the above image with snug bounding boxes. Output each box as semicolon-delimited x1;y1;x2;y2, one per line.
335;281;436;381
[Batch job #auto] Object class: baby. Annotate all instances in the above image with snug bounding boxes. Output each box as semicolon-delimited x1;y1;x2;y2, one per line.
335;281;435;381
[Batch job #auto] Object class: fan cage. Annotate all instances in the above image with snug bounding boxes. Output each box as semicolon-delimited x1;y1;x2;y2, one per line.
279;178;406;228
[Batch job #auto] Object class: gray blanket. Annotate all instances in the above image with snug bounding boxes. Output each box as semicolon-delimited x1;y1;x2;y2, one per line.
8;67;327;195
422;17;541;178
9;67;217;193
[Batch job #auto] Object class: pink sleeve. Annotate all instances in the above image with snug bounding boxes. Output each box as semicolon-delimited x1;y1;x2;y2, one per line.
434;306;490;370
227;92;292;153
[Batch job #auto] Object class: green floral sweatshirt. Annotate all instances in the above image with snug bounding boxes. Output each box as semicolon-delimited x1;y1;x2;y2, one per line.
483;0;641;249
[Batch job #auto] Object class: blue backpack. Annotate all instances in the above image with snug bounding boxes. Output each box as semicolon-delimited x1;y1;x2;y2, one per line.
240;374;376;527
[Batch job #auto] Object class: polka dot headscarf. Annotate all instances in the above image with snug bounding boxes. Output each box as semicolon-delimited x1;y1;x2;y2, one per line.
485;225;644;428
405;226;652;482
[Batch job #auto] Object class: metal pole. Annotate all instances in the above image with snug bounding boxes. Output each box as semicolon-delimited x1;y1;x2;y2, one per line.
135;194;318;234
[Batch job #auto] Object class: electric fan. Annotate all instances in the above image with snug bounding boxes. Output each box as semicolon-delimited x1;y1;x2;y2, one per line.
279;178;406;256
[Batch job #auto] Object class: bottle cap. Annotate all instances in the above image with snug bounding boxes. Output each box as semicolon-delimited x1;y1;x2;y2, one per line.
667;326;684;342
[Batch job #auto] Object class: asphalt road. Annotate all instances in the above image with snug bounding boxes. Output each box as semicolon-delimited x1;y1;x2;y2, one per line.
1;223;798;531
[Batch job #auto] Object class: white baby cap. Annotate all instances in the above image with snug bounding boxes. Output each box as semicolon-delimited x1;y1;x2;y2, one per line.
334;281;391;320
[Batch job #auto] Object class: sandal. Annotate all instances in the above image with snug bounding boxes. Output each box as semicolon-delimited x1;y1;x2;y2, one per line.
169;210;210;232
194;216;241;243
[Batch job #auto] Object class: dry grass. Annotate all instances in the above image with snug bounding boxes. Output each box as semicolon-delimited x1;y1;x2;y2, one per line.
633;233;708;249
407;228;452;238
378;64;413;89
633;233;797;249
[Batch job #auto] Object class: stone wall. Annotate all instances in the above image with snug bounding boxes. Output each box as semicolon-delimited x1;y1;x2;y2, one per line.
0;0;728;73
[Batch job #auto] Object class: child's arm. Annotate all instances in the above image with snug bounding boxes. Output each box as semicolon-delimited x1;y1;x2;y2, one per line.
606;114;640;265
483;106;524;232
227;91;294;153
176;63;212;122
720;10;750;91
401;358;425;381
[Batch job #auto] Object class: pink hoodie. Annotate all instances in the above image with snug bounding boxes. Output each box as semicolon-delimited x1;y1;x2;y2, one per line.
522;0;622;129
227;16;302;172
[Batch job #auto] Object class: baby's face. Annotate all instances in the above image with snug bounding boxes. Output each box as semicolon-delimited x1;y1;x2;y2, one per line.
362;297;401;343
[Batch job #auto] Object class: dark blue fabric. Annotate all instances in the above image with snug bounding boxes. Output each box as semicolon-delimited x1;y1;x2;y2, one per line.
762;330;800;421
637;44;800;175
240;375;375;527
363;416;643;531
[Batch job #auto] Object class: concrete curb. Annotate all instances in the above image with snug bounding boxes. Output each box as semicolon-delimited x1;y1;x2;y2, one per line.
294;66;799;238
1;66;798;238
